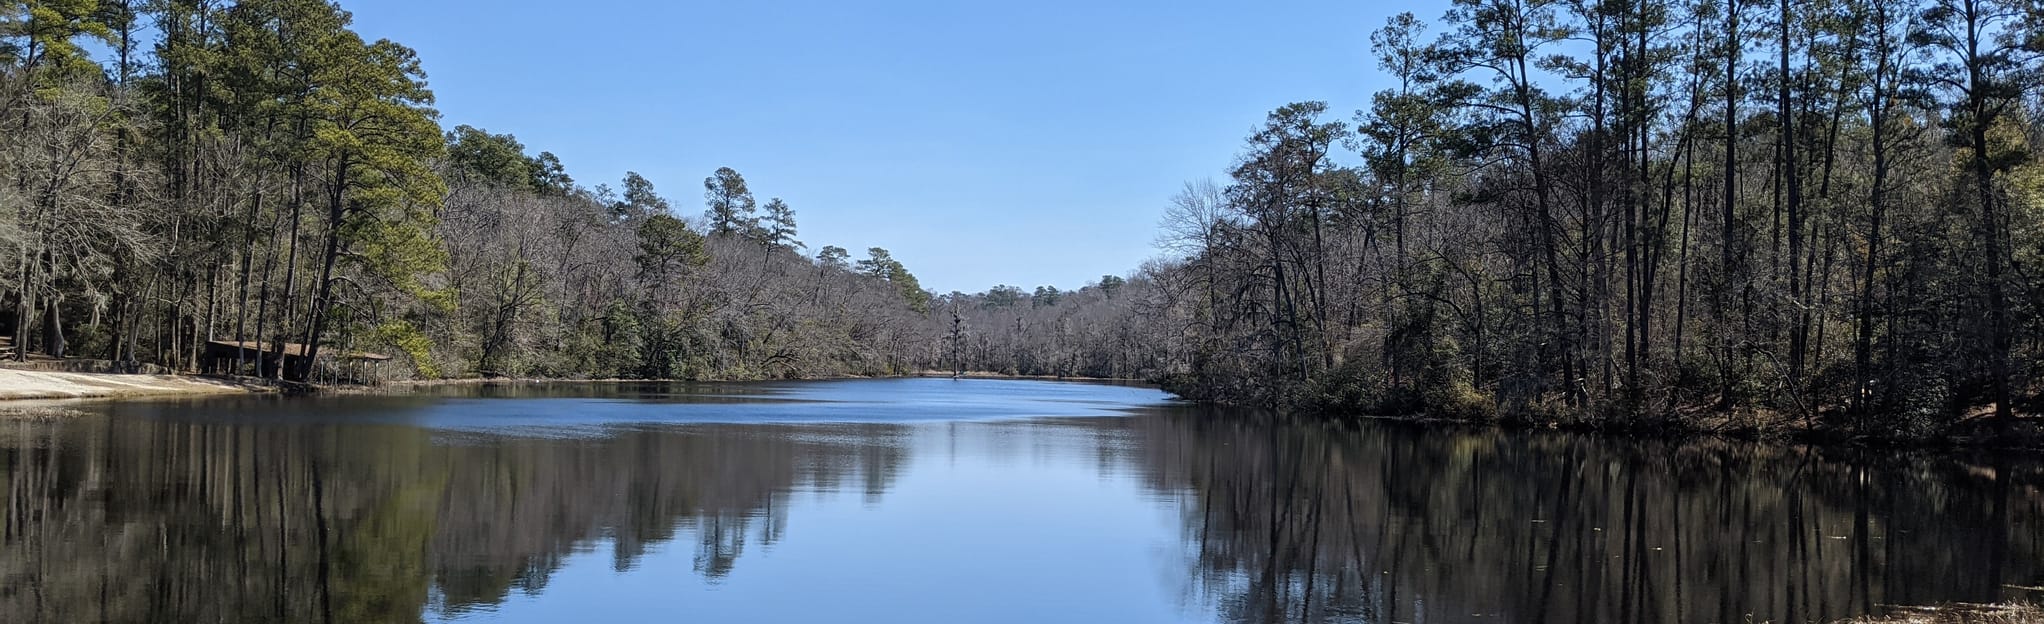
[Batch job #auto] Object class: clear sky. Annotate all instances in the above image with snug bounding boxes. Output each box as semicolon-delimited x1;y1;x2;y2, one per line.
336;0;1449;294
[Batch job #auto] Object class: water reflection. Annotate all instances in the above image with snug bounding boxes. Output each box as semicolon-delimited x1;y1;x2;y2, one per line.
0;381;2039;624
1135;410;2044;624
0;410;909;623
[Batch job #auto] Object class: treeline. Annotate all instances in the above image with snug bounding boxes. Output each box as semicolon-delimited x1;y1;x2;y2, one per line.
0;0;938;382
874;0;2044;440
930;275;1170;379
9;0;2043;438
1023;0;2044;438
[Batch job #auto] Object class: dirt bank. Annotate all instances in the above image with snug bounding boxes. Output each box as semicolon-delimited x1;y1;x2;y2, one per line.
0;368;253;401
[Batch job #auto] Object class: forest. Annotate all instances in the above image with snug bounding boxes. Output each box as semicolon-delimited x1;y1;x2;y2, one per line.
961;0;2044;441
1;0;946;383
4;0;2042;440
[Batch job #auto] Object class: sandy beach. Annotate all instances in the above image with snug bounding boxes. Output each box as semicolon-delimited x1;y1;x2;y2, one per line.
0;368;252;401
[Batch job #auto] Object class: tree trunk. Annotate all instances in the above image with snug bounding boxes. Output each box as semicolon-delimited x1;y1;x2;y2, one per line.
300;160;349;382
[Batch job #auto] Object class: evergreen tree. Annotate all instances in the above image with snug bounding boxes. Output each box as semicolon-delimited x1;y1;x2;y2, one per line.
703;166;756;237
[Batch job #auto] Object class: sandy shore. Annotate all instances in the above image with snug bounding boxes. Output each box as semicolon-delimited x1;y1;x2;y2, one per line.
0;368;253;401
1838;602;2042;623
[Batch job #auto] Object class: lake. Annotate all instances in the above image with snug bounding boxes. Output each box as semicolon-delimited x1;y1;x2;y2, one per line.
1;378;2038;623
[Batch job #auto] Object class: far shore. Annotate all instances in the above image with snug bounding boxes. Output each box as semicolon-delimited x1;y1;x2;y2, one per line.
371;370;1145;390
0;366;1146;404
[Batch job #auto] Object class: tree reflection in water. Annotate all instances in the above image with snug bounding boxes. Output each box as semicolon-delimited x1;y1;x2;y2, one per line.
0;394;2038;624
1130;406;2044;624
0;404;908;623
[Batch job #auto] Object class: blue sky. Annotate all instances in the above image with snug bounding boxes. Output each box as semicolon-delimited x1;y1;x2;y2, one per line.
338;0;1449;293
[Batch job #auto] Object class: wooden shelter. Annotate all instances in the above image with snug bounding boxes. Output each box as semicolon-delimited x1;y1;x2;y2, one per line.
202;340;393;382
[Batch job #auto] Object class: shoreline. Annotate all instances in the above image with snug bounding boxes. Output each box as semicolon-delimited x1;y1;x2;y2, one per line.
1838;602;2042;623
1289;402;2044;454
0;368;262;402
1167;380;2044;453
1398;404;2040;452
3;368;2030;453
0;368;1146;404
377;370;1145;388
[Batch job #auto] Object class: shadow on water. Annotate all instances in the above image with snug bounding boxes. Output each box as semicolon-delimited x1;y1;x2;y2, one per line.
0;380;2038;623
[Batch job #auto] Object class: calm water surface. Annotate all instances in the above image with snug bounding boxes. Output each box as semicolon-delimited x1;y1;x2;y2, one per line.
2;378;2039;623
